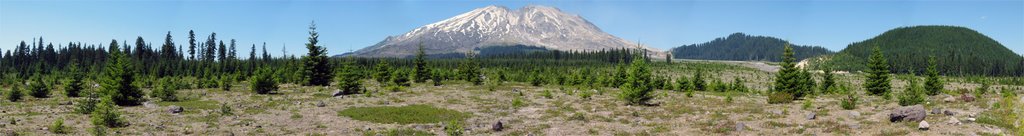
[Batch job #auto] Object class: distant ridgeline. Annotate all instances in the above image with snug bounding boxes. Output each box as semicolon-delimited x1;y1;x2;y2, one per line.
814;25;1024;76
417;45;647;63
669;33;834;62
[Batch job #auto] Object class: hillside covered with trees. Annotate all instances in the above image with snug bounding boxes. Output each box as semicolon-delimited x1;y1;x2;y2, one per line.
668;33;834;62
820;25;1024;76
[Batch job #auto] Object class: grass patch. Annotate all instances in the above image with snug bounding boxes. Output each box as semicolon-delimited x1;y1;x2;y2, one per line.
338;104;470;124
362;128;434;136
156;100;219;114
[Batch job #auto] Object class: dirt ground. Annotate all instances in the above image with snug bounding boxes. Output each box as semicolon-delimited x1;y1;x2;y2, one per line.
0;64;1019;136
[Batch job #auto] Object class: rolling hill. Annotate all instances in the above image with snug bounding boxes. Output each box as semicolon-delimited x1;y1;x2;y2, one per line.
668;33;834;62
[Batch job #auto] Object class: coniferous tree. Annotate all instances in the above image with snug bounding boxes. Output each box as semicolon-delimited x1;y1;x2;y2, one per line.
898;72;926;106
28;74;50;98
373;60;392;84
188;30;197;60
91;96;125;128
692;70;706;91
924;56;943;96
250;67;277;94
150;77;179;101
299;21;333;86
772;44;801;101
5;86;23;102
820;67;836;94
100;40;143;106
460;53;483;85
864;46;892;97
413;44;429;83
335;58;362;95
391;69;411;87
261;42;271;62
65;61;84;97
618;51;654;105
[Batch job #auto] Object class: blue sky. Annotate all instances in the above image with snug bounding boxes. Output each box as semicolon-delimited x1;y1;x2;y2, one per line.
2;0;1022;57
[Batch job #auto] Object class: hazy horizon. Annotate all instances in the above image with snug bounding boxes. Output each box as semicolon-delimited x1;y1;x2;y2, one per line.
2;0;1022;57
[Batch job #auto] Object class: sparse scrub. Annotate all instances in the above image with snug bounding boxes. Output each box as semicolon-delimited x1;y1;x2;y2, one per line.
91;96;126;128
49;118;70;134
5;86;23;102
151;77;179;101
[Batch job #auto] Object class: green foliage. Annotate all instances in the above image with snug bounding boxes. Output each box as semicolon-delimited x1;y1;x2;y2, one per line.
802;99;813;110
373;60;392;84
299;22;333;86
824;26;1023;76
49;118;70;134
151;77;180;101
897;76;926;106
977;80;991;95
390;69;411;87
65;61;85;97
541;89;553;99
731;78;748;92
511;96;525;108
459;54;483;85
5;86;23;102
445;120;463;136
218;75;233;91
336;58;362;95
670;33;833;62
767;92;793;104
100;44;143;106
772;44;814;102
431;69;443;86
820;67;836;94
412;44;430;83
618;53;654;105
337;105;470;124
91;96;125;128
924;56;943;96
692;70;706;91
28;74;50;98
529;69;545;86
840;91;858;110
249;68;278;94
864;46;892;96
220;102;233;116
75;91;100;114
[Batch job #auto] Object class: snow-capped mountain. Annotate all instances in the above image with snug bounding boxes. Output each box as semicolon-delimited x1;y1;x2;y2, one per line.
345;5;660;58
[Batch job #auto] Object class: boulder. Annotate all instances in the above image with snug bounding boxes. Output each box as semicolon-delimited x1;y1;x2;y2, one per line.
946;117;961;125
491;121;504;132
918;121;929;130
806;113;817;120
316;101;326;107
931;108;941;114
735;122;746;131
889;105;927;122
849;111;861;118
960;94;975;102
966;117;976;123
943;96;957;103
168;106;184;114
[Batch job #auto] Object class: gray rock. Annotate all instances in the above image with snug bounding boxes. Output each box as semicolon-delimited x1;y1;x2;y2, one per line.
943;96;957;103
946;117;961;125
849;111;861;117
735;122;746;131
770;110;784;115
332;90;344;97
168;106;184;114
918;121;930;130
848;123;860;129
960;94;975;102
889;105;927;122
316;101;326;107
806;113;817;120
58;101;73;105
943;110;956;116
931;108;941;114
492;121;504;132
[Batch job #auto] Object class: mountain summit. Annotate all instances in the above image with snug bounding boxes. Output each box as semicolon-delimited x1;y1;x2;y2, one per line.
345;5;658;58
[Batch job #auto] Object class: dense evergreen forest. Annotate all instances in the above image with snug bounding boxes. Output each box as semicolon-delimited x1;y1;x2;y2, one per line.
668;33;834;62
819;25;1024;76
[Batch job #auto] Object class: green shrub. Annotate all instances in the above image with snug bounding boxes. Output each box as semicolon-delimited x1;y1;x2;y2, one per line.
431;69;443;86
91;96;125;128
579;89;593;100
725;94;734;103
541;89;553;99
336;58;362;94
618;55;654;105
220;102;233;116
28;75;50;98
511;96;525;108
5;86;23;102
249;68;278;94
150;77;179;101
75;91;100;114
219;76;232;91
65;62;85;97
49;118;70;134
802;99;813;110
840;92;858;110
445;120;463;136
897;78;926;106
767;92;794;104
390;69;410;87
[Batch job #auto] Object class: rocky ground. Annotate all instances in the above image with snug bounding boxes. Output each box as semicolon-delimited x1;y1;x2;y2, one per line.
0;64;1020;135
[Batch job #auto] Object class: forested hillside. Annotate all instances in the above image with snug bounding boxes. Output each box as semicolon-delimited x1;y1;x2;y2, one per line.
821;25;1024;76
669;33;834;62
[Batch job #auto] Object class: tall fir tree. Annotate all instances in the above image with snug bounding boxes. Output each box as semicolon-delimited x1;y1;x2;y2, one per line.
373;60;392;84
864;46;892;97
336;57;362;95
65;60;84;97
299;21;333;86
618;50;654;105
924;56;943;96
820;66;836;94
188;30;196;60
100;40;143;106
413;44;429;83
460;53;483;85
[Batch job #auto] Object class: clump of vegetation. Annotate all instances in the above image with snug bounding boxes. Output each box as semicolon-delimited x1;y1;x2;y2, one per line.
512;96;526;108
337;105;469;124
220;102;233;116
767;92;794;104
445;120;463;136
541;89;553;99
299;22;334;86
249;68;278;94
923;56;943;96
692;70;706;91
28;74;51;98
336;58;362;94
99;43;144;106
390;69;411;87
65;61;85;97
373;60;392;84
91;96;126;128
897;75;926;106
431;69;443;86
412;45;430;83
569;112;587;121
5;86;23;102
150;77;179;101
75;92;101;114
49;118;70;134
840;91;858;110
459;53;483;85
771;44;816;103
618;53;654;105
802;99;813;110
864;46;892;97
